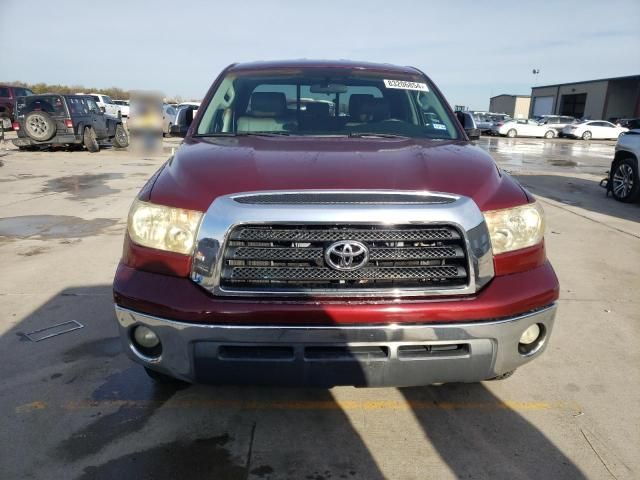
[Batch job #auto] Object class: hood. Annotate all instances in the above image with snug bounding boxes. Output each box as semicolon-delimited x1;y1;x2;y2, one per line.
149;136;528;212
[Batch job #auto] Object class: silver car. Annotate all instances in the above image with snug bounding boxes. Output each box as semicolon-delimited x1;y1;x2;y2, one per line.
162;104;177;136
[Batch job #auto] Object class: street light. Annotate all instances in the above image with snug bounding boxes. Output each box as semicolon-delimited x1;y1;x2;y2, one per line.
532;69;540;86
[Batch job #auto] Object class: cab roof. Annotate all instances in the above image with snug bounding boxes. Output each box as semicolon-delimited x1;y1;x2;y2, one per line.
227;59;422;75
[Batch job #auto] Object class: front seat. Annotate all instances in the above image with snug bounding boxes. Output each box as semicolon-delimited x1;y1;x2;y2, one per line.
237;92;292;132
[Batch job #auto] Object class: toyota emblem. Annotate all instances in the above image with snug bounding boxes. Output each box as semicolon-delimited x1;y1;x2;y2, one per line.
324;240;369;271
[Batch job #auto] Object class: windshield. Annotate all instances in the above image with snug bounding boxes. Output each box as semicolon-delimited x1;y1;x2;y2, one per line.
196;69;460;139
14;87;34;97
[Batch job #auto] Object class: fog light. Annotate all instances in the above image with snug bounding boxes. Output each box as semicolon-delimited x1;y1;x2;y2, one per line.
133;325;160;348
519;324;541;345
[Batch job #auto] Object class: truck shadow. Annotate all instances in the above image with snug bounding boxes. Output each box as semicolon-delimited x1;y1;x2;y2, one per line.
0;284;586;479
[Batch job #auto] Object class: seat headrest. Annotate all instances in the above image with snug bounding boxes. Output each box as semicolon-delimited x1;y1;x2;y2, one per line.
348;94;374;118
358;98;390;122
250;92;287;117
306;102;330;117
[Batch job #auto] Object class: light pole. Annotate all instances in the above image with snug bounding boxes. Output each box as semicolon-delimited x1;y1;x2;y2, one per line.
532;69;540;86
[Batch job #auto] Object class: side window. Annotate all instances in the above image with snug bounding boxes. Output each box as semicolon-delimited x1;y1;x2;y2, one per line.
91;95;101;103
0;87;10;97
87;99;100;113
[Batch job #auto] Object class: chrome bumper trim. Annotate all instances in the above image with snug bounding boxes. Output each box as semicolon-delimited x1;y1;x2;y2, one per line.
115;303;557;386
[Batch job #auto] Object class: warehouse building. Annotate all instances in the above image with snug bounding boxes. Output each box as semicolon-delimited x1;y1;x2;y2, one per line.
489;94;531;119
529;74;640;120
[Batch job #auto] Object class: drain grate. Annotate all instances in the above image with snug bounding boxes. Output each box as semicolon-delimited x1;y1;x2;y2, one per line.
23;320;84;342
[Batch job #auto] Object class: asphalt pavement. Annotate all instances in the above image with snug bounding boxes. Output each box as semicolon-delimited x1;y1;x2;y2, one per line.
0;133;638;480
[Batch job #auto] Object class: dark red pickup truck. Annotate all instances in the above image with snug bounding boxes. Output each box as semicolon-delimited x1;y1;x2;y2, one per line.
0;84;34;129
113;60;558;386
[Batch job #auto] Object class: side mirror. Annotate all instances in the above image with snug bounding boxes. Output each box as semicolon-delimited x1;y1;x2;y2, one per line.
170;124;186;138
456;112;480;140
467;128;481;140
99;106;106;113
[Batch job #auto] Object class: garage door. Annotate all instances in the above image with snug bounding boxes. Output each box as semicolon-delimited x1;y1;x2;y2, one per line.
532;96;554;116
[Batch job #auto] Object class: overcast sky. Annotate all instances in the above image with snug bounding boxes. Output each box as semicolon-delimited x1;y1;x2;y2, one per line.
2;0;639;109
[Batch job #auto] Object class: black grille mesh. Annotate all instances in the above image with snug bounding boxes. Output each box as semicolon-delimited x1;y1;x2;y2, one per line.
220;224;469;292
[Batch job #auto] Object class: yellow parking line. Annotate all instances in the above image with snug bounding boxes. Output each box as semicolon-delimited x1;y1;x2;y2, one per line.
15;401;47;413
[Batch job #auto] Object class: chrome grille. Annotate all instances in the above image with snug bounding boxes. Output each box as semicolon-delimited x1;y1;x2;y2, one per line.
220;224;469;292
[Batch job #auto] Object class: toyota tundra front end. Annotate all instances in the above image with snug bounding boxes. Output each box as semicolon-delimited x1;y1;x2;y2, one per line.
113;60;559;386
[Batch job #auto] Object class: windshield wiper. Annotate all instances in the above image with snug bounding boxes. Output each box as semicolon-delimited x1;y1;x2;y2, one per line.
194;131;291;137
238;131;291;136
348;132;408;138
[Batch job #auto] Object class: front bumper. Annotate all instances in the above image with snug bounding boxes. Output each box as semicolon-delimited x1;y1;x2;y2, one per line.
115;303;557;387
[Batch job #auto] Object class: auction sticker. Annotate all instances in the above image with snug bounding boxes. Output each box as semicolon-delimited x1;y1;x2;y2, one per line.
384;79;429;91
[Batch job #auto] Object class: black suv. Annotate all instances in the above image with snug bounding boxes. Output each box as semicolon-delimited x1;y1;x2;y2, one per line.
12;94;128;152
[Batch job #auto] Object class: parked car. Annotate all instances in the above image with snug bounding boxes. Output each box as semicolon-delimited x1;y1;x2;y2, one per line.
162;104;177;136
562;120;628;140
12;94;128;152
0;84;34;129
113;100;130;118
114;59;558;387
77;92;121;118
615;118;640;130
474;112;512;135
601;130;640;202
537;115;576;136
494;118;558;138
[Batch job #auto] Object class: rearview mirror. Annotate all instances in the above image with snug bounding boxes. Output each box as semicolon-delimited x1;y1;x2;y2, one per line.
310;83;348;94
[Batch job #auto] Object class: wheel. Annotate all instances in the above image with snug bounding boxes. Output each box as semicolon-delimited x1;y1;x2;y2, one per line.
611;158;640;203
581;130;592;141
164;123;172;137
24;111;56;141
144;367;189;386
112;124;129;148
506;129;517;138
83;127;99;152
486;370;516;381
544;130;555;139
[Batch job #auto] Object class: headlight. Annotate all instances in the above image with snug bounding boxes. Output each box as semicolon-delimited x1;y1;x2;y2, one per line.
127;199;203;254
483;202;545;254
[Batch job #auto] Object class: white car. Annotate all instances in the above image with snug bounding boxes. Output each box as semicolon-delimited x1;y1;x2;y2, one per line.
562;120;628;140
495;119;558;138
77;93;121;118
113;100;130;118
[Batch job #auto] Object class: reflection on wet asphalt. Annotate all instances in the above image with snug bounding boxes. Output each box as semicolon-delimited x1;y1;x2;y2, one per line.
476;136;614;175
42;173;124;199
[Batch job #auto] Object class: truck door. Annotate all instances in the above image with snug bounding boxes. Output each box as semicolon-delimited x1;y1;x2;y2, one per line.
87;98;109;139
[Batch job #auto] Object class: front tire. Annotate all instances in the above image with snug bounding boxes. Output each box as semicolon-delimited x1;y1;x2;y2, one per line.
506;129;517;138
113;124;129;148
611;158;640;203
544;130;555;139
83;127;99;152
582;130;592;141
